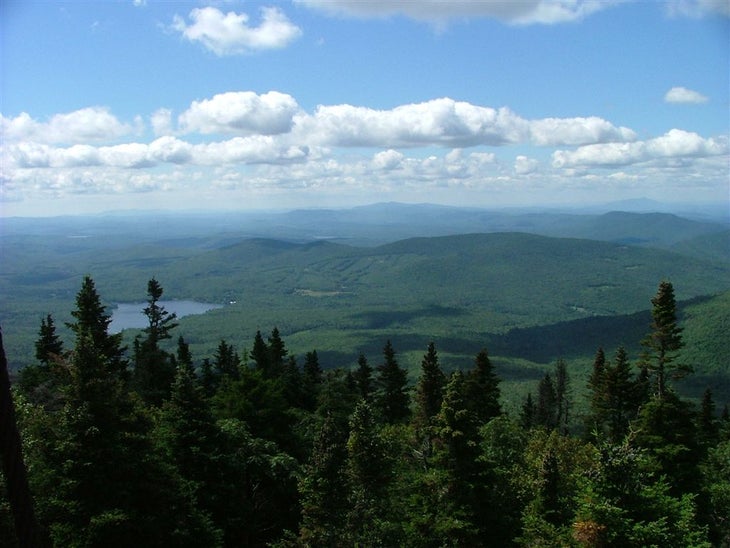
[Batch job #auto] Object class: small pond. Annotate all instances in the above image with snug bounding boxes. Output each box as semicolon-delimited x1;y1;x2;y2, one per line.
109;300;224;333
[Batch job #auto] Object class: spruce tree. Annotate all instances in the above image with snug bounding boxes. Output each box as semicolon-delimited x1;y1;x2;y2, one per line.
35;314;64;366
640;280;688;398
585;348;607;437
249;330;269;373
298;412;349;545
520;393;536;429
353;353;373;402
66;276;126;378
554;358;571;434
536;374;557;430
267;326;288;377
133;279;178;405
374;340;410;424
20;314;65;402
464;347;501;425
301;350;323;411
413;341;446;430
345;400;392;544
604;346;635;442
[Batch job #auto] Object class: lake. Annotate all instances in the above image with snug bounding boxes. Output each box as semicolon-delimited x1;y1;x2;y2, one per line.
109;300;224;333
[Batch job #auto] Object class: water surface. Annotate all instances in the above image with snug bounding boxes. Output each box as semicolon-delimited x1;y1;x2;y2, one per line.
110;300;223;333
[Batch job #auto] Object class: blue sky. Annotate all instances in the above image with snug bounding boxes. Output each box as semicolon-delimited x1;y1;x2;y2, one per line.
1;0;728;216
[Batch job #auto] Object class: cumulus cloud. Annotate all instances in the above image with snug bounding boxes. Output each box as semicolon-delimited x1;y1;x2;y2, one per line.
514;155;540;175
295;0;621;25
4;135;310;170
552;129;728;168
299;98;530;147
530;117;636;146
293;98;635;149
1;107;132;145
664;86;709;104
178;91;300;135
172;6;302;55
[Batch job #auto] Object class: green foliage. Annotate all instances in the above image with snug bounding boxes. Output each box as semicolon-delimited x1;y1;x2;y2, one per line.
4;271;728;546
640;280;689;398
374;340;410;424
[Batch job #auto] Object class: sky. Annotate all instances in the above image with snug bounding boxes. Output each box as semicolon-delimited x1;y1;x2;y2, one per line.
1;0;728;217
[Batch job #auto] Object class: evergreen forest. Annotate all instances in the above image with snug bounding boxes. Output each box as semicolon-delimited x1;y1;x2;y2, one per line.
2;275;729;547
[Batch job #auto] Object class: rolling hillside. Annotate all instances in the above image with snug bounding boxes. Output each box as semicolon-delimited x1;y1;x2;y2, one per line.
1;207;728;407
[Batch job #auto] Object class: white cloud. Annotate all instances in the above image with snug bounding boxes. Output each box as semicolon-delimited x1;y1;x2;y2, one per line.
373;149;404;170
514;155;540;175
172;6;302;55
295;0;622;25
178;91;300;135
530;117;636;146
151;108;173;136
299;98;530;147
552;129;728;168
1;107;132;145
666;0;730;18
293;98;635;149
664;86;709;104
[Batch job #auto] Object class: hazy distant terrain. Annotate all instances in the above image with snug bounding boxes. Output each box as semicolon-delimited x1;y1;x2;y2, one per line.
2;202;729;402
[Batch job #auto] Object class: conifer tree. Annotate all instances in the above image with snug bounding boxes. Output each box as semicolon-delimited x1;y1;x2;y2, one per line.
520;392;536;429
585;348;607;436
353;353;373;402
20;314;65;402
345;400;392;544
267;326;288;376
249;330;269;373
66;275;126;378
374;340;410;424
536;374;557;429
554;359;571;433
604;346;635;442
133;278;178;405
213;339;239;380
640;280;689;398
413;341;446;430
301;350;323;411
298;412;349;545
35;314;64;366
465;347;501;425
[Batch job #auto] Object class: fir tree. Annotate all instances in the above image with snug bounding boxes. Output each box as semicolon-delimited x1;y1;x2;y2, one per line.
536;374;557;430
213;339;239;380
604;346;636;442
413;341;446;430
464;347;501;425
301;350;323;411
374;340;410;424
66;276;126;379
35;314;64;366
345;400;392;544
133;279;178;405
298;412;349;546
267;326;288;377
520;392;536;429
554;358;571;434
20;314;65;403
640;280;689;398
249;330;269;373
353;353;373;402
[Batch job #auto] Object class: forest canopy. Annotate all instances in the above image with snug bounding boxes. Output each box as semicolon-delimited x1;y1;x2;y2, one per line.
2;276;729;547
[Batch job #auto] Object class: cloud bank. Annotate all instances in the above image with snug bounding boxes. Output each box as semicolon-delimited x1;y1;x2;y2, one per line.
2;91;727;208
